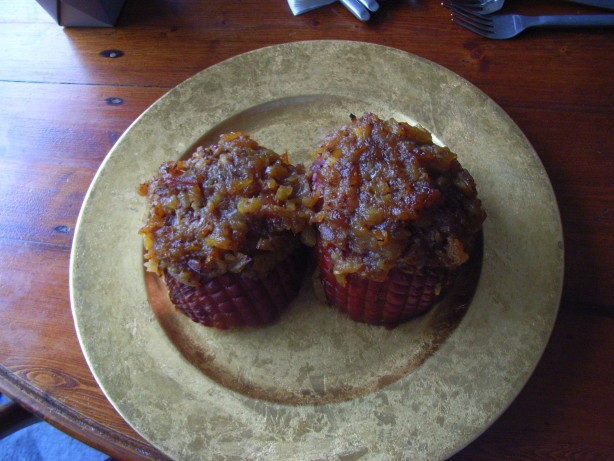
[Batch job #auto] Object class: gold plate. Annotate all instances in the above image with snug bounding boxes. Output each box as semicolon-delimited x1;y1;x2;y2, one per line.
70;41;564;461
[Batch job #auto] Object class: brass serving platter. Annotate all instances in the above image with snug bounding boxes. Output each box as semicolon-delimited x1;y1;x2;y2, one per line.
70;41;564;461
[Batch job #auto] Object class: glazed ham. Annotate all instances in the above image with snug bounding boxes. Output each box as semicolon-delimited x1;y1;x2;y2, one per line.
309;113;485;326
139;133;314;328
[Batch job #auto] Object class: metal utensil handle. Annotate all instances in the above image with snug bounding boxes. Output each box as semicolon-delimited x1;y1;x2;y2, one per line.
340;0;371;20
569;0;614;10
532;13;614;27
357;0;380;12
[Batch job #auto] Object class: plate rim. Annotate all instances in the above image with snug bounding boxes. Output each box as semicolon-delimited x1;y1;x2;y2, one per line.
70;39;564;461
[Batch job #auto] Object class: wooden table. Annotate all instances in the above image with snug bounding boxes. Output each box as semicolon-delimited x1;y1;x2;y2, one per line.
1;1;612;459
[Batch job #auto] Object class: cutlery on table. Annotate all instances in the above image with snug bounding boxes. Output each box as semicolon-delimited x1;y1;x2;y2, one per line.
444;0;614;14
287;0;337;15
358;0;380;12
339;0;374;21
446;5;614;38
288;0;379;20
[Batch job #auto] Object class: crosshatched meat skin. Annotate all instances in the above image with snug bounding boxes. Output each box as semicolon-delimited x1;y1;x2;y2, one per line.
139;133;315;328
166;247;307;329
317;241;447;327
309;113;485;326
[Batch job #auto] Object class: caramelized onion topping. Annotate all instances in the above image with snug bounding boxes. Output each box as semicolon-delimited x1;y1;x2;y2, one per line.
309;113;486;281
139;133;314;286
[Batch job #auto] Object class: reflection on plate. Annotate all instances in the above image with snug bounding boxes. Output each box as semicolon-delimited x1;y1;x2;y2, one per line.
70;41;563;461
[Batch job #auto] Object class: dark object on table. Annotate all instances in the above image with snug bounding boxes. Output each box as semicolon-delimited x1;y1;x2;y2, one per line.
34;0;125;27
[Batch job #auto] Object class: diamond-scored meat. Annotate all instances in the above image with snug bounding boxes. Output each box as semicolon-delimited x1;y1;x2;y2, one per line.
308;113;483;327
138;133;316;329
317;243;447;327
166;249;306;329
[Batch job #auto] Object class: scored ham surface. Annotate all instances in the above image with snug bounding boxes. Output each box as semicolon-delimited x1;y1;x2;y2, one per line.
165;247;307;329
316;242;450;327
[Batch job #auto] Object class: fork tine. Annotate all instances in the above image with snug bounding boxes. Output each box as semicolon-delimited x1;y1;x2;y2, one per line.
442;0;482;12
441;0;454;9
443;0;505;14
450;6;493;28
451;15;491;37
450;8;494;35
449;0;493;9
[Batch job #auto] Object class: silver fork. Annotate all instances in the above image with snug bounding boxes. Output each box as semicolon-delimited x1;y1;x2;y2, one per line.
448;6;614;38
444;0;614;14
442;0;507;14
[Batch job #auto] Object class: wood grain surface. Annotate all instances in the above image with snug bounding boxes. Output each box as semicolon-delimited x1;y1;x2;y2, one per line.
0;1;612;460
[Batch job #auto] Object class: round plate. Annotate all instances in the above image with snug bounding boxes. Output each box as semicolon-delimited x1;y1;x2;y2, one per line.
70;41;564;461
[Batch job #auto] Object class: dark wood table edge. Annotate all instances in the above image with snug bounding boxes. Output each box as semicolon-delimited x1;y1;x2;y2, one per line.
0;363;170;461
